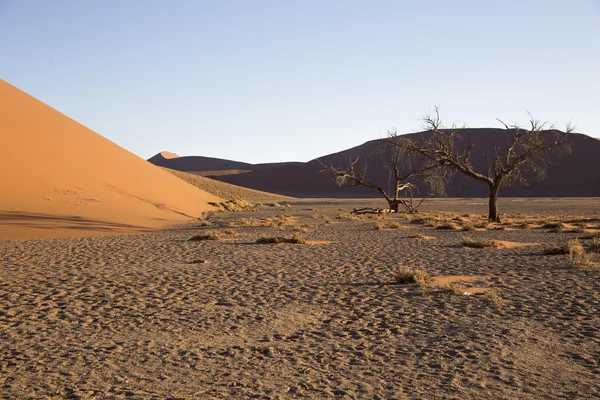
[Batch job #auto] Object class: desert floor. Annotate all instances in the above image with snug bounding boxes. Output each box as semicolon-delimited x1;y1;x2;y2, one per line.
1;198;599;399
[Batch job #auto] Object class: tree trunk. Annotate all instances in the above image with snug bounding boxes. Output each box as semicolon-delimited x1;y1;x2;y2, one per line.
488;184;501;222
388;199;400;213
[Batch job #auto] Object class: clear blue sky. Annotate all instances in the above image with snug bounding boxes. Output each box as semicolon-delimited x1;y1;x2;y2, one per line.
1;1;598;163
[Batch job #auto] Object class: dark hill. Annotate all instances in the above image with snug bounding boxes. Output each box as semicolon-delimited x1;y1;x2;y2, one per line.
148;129;600;198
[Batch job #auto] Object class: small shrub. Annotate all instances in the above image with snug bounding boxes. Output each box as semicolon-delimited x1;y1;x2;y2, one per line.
438;283;463;295
255;233;305;244
566;239;594;268
485;290;504;307
189;233;219;241
289;232;306;244
394;266;431;286
435;222;459;230
591;237;600;253
224;229;236;235
475;221;489;229
462;222;475;232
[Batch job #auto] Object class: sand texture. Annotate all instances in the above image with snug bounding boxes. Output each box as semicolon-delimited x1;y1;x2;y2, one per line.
1;198;599;399
0;80;221;241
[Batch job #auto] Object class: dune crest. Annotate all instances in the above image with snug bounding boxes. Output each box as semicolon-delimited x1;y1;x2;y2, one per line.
0;80;221;240
159;151;180;159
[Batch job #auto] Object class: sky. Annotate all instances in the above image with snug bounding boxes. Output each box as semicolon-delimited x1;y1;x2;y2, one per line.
1;1;599;163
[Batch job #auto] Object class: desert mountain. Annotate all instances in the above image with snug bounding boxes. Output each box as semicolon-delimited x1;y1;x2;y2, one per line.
0;80;221;240
150;129;600;198
148;152;303;177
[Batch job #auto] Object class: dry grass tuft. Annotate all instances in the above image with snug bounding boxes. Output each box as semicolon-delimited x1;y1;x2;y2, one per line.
189;233;219;241
485;290;504;307
255;233;306;244
223;229;236;235
566;239;594;268
376;221;403;230
590;237;600;253
462;222;476;232
460;237;499;249
209;199;256;212
474;221;489;229
435;221;460;230
438;283;464;295
394;267;431;288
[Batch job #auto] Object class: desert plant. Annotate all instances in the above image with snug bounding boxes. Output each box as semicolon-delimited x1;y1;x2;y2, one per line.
435;222;459;230
591;237;600;253
402;108;573;222
224;229;236;235
318;130;440;213
255;233;306;244
461;237;498;248
438;283;464;295
462;222;475;232
566;239;593;268
485;290;504;307
189;233;219;241
394;266;431;287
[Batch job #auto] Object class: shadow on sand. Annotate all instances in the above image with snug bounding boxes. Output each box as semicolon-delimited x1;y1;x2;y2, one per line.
0;211;153;233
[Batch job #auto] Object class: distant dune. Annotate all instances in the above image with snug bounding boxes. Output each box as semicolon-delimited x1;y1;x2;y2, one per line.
150;130;600;198
161;168;293;202
0;80;221;240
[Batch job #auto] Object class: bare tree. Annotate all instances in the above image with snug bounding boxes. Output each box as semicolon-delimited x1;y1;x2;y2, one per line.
403;107;574;222
319;131;437;213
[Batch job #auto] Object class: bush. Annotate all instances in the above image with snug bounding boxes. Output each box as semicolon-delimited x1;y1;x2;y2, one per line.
394;266;431;286
189;233;219;241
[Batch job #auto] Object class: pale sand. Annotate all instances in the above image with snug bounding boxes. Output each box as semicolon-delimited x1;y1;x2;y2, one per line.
0;80;221;241
1;199;599;399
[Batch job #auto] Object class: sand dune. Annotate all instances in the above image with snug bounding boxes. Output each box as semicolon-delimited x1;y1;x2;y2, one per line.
162;168;293;202
0;80;221;240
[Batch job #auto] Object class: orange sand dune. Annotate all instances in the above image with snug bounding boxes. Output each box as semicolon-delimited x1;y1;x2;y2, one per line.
0;80;221;240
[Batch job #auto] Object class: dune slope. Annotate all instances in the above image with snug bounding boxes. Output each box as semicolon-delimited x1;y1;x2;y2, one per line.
161;168;294;202
0;80;221;240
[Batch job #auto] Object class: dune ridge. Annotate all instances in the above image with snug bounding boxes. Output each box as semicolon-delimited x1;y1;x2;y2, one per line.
0;79;221;240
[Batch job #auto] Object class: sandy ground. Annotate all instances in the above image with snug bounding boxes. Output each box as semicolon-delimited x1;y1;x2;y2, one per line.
1;198;599;399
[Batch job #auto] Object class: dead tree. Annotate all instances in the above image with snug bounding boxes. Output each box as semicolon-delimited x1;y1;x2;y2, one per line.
403;107;574;222
319;132;435;213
